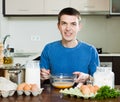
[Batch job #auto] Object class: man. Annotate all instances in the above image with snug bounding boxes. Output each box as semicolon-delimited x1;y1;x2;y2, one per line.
40;7;100;84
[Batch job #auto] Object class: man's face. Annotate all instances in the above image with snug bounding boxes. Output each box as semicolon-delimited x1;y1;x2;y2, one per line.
58;15;81;42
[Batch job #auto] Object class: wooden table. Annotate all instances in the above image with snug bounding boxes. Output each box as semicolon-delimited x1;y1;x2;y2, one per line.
0;84;120;102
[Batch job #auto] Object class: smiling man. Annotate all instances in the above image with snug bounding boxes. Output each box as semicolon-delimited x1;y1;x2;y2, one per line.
40;7;100;84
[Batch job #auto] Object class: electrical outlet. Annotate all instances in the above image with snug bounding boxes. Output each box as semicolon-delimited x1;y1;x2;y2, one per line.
31;35;40;41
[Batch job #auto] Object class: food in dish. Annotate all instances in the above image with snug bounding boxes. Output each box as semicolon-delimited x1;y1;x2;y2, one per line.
51;73;75;89
52;82;74;89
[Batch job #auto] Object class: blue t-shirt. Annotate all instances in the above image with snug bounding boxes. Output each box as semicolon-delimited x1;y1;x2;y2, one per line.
40;40;100;76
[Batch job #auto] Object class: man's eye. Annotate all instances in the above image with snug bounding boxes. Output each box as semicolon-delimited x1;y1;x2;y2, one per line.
62;22;66;25
72;23;77;26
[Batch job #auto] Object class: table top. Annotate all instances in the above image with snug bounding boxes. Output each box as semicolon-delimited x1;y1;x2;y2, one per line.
0;84;120;102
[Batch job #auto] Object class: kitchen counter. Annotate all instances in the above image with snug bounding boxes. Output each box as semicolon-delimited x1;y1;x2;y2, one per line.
14;52;40;65
0;84;120;102
99;53;120;57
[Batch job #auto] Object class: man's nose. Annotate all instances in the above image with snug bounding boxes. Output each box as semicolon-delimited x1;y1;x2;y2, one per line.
66;24;71;30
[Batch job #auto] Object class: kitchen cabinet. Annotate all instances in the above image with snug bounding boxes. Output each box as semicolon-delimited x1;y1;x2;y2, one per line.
99;56;120;85
3;0;44;15
70;0;109;14
0;0;2;14
44;0;110;15
112;57;120;85
44;0;70;15
3;0;110;16
110;0;120;15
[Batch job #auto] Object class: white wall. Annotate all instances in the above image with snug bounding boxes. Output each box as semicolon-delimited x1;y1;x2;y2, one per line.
78;16;120;53
1;0;120;54
2;17;61;53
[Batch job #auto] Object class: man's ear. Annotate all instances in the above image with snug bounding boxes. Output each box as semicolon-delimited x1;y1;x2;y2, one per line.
57;23;60;30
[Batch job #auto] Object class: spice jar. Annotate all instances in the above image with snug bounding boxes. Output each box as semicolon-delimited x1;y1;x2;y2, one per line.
93;67;114;88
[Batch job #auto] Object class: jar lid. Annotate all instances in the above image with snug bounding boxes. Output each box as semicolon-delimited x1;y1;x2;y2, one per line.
97;67;112;72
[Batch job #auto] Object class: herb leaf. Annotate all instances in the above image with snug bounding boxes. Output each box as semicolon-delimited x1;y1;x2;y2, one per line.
95;85;120;100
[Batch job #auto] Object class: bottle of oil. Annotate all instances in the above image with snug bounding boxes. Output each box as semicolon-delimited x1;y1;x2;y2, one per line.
4;48;14;64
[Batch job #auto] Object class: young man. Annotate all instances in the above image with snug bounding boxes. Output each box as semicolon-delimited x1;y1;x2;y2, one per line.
40;7;100;84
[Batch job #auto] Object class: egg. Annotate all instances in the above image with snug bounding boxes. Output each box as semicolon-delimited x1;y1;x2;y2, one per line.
31;84;39;92
23;84;31;91
87;84;95;94
80;84;100;95
80;85;91;95
17;83;27;90
94;85;100;92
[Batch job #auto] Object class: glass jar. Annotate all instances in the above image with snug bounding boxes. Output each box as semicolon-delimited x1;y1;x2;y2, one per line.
25;60;40;88
93;67;114;88
3;48;14;64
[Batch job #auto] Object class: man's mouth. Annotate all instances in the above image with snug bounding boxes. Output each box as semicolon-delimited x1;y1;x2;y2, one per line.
65;32;72;37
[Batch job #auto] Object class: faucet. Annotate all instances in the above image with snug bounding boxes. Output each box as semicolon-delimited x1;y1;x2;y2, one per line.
3;35;10;45
3;35;11;55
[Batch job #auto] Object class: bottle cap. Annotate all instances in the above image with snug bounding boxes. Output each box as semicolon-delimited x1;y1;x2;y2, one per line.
8;48;14;53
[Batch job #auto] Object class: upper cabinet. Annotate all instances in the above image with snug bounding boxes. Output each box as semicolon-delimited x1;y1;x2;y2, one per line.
110;0;120;15
44;0;70;15
3;0;110;16
3;0;44;15
70;0;110;14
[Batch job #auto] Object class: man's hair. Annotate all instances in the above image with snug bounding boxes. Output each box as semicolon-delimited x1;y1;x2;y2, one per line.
58;7;81;24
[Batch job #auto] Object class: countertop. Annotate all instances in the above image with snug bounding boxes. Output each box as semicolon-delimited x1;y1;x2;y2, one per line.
99;53;120;57
14;52;40;65
14;52;120;58
6;52;120;66
0;84;120;102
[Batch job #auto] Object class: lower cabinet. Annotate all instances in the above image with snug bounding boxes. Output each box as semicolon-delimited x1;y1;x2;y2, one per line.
112;57;120;85
99;56;120;85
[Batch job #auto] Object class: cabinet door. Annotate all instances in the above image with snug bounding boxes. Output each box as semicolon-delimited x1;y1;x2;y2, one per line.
70;0;109;12
4;0;44;15
100;56;120;85
99;56;113;62
112;57;120;85
44;0;70;15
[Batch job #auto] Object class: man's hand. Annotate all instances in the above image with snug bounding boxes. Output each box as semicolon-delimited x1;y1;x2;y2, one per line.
40;68;50;80
73;72;89;83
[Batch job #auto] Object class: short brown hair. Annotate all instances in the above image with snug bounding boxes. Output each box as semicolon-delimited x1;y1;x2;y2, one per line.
58;7;81;24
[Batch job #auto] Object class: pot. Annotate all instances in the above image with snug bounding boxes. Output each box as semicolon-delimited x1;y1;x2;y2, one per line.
0;63;25;84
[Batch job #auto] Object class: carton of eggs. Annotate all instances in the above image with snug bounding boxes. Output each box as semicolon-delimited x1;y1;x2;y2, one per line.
0;77;17;98
0;90;16;98
17;83;43;96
